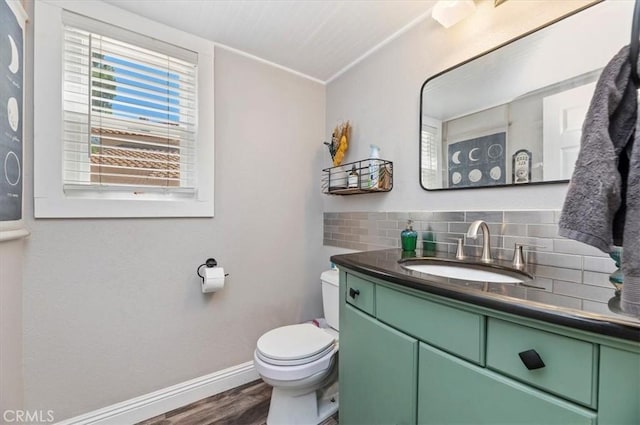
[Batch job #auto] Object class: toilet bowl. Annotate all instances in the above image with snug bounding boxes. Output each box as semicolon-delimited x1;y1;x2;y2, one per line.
254;269;339;425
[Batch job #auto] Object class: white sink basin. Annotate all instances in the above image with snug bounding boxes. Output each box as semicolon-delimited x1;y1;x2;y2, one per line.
402;263;525;284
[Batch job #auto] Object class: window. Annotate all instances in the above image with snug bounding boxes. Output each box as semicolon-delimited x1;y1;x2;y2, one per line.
421;119;442;188
34;1;214;218
63;22;197;190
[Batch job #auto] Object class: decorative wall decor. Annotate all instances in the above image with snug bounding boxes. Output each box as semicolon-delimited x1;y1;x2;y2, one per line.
512;149;532;184
0;0;28;240
447;132;506;188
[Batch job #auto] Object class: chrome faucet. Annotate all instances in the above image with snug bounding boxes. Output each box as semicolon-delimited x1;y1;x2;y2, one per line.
466;220;492;263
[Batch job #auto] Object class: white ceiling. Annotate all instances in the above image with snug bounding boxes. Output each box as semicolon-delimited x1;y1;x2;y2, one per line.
101;0;437;83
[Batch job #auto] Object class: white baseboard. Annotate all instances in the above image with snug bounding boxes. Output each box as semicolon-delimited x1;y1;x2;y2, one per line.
55;361;259;425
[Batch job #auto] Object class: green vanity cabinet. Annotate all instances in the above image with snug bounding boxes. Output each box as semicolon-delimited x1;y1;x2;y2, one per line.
338;268;640;425
339;304;418;425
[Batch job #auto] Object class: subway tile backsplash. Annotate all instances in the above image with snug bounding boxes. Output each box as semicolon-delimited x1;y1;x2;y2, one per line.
324;209;618;312
324;209;575;252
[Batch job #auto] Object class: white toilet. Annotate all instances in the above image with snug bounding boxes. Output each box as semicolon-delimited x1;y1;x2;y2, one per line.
254;269;340;425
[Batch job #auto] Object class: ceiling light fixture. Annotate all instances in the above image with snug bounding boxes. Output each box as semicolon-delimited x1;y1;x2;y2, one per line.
432;1;476;28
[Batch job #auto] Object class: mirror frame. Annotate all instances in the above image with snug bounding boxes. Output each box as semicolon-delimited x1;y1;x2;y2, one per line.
419;0;604;191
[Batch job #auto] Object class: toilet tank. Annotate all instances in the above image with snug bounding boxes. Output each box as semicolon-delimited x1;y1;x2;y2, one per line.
321;269;340;331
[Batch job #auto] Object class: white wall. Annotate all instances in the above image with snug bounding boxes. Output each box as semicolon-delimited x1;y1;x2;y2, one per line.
324;0;605;213
21;10;326;420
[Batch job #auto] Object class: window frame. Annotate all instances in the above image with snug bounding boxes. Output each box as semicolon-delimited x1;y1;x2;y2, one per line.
34;0;215;218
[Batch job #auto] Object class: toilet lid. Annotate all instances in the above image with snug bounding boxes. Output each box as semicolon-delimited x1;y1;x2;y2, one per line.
256;324;335;363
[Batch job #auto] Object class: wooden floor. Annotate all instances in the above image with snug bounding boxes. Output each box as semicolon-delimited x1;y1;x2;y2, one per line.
137;380;338;425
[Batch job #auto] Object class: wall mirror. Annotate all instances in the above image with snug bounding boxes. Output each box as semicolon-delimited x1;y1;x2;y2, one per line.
420;1;631;190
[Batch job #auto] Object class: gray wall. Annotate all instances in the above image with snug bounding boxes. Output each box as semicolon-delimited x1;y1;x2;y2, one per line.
0;238;24;419
21;10;326;420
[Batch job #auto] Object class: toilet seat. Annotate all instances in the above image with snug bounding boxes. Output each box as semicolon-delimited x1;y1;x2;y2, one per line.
254;344;338;383
256;324;336;366
256;342;335;366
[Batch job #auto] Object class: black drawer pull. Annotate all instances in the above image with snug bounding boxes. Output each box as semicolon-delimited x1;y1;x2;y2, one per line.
518;349;545;370
349;288;361;299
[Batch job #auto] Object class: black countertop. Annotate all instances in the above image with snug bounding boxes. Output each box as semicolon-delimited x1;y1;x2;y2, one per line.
331;249;640;342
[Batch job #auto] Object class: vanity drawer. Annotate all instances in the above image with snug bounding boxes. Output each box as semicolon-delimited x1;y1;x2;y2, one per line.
376;285;485;364
486;317;597;408
345;274;375;315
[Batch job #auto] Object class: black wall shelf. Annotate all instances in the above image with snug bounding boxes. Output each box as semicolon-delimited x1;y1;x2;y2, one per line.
322;159;393;195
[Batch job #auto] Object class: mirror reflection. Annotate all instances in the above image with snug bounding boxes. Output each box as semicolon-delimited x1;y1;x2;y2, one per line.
420;1;632;190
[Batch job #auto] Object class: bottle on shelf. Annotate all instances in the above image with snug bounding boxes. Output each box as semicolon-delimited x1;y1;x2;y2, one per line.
369;145;380;188
348;164;359;188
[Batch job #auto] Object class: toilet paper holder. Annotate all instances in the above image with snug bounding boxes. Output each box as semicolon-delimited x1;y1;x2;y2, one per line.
197;258;229;283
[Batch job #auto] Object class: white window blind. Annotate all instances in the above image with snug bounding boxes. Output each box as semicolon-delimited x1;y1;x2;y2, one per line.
62;14;198;192
421;124;440;188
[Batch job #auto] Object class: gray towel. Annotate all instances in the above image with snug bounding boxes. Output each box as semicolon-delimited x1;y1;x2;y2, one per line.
622;116;640;315
558;46;637;252
559;46;640;315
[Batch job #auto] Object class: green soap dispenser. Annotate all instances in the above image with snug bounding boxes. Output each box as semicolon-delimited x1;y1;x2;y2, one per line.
401;220;418;251
422;227;436;255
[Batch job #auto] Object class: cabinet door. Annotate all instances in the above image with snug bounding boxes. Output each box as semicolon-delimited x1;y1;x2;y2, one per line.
340;305;418;425
418;343;596;425
598;346;640;425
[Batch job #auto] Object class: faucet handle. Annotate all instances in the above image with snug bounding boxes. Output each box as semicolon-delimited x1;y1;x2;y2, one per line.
512;244;526;269
512;243;546;268
447;238;465;260
455;238;465;260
